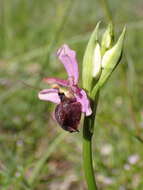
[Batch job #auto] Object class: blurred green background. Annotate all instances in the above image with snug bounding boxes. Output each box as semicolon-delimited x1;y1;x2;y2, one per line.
0;0;143;189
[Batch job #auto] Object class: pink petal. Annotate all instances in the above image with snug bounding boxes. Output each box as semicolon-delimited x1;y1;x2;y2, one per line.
57;44;79;85
43;77;69;87
38;88;61;104
72;86;92;116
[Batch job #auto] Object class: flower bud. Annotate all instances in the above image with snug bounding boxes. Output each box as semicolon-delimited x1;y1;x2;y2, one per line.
91;26;126;98
92;43;102;79
98;26;126;88
101;23;114;55
82;22;100;92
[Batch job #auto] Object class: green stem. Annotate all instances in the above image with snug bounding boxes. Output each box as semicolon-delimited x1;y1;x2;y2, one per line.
83;117;97;190
83;93;99;190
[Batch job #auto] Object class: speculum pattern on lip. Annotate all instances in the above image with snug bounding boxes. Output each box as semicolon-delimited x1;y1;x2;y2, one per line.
55;97;82;132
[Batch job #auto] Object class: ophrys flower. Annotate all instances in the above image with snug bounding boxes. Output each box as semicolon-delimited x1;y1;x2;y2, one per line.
38;44;92;132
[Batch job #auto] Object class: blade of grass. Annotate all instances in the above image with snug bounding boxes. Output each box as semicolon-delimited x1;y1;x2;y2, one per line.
28;132;66;187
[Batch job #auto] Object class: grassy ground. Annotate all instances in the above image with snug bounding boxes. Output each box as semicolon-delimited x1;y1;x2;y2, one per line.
0;0;143;189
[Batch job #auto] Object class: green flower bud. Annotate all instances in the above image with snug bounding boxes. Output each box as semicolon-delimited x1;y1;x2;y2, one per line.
92;43;102;79
82;22;100;92
91;26;126;96
82;23;126;99
101;23;114;55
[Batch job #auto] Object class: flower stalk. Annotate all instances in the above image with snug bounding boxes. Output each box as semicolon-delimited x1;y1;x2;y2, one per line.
83;116;97;190
82;23;126;190
83;92;99;190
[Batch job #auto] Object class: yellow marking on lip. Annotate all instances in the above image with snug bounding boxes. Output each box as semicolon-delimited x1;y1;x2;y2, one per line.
51;84;75;99
51;84;60;89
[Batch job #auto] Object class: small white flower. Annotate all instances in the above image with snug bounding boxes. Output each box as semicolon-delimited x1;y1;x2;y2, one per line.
128;154;139;165
100;144;113;155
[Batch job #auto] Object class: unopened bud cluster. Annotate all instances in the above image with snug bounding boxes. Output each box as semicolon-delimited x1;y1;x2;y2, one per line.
82;22;126;97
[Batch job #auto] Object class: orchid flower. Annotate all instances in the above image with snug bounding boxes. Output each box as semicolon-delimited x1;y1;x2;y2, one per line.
38;44;92;132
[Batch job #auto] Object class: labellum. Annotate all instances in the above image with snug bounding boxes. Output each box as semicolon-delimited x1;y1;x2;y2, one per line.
55;93;82;132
